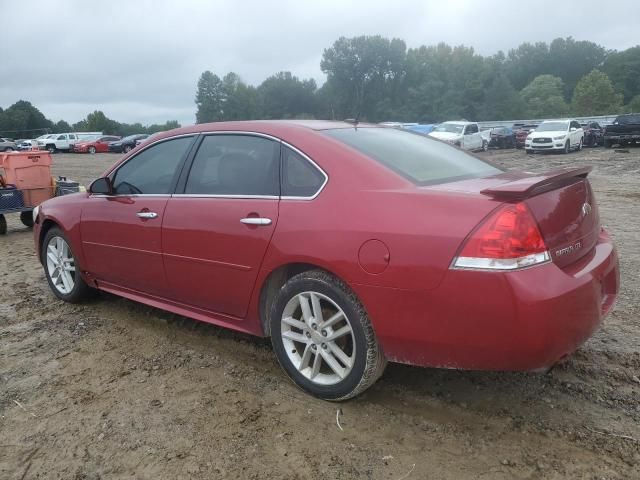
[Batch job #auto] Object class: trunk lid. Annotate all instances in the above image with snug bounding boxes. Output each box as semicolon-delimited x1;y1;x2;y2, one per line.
428;167;600;268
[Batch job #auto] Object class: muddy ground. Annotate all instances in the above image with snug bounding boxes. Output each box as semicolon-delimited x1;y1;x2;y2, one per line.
1;147;639;480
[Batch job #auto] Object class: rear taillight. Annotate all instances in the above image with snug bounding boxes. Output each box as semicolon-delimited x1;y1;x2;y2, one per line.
452;202;550;270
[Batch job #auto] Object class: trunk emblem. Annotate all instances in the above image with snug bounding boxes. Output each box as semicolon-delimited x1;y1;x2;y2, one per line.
582;203;592;216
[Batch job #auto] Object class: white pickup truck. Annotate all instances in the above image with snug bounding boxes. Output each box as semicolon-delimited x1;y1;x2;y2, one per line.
38;132;103;153
428;121;488;152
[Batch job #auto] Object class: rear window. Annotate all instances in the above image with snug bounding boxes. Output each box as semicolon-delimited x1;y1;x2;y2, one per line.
323;128;501;185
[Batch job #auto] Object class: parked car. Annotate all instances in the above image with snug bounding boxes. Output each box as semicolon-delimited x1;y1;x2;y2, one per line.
428;121;488;151
0;138;17;152
136;132;164;146
71;136;121;154
32;120;619;400
581;122;604;147
108;134;149;153
489;127;515;149
603;113;640;148
514;124;539;149
525;120;584;154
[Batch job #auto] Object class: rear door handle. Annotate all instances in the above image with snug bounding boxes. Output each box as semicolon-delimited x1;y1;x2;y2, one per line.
240;217;272;226
137;211;158;219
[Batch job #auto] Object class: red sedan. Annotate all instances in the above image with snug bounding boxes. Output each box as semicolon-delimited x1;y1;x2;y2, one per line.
33;121;619;400
72;135;121;154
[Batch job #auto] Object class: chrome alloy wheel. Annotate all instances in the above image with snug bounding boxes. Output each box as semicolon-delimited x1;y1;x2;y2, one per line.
46;236;76;294
281;291;356;385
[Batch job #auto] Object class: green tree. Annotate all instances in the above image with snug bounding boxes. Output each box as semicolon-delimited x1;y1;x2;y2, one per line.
257;71;317;119
83;110;120;134
625;95;640;113
571;70;623;116
52;120;72;133
520;75;569;118
0;100;52;138
482;74;525;120
222;72;259;120
195;70;224;123
602;46;640;103
321;35;406;120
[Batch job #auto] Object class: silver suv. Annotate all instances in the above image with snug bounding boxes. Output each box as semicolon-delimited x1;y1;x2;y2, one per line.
0;138;16;152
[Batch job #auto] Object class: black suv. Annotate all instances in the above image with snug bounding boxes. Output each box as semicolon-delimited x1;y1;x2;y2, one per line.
581;121;604;147
603;114;640;148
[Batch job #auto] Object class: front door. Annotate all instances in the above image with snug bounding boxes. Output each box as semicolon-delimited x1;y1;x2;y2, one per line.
80;135;195;296
162;133;281;318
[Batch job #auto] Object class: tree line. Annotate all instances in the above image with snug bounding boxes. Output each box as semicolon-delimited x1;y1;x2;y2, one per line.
195;36;640;124
0;101;180;139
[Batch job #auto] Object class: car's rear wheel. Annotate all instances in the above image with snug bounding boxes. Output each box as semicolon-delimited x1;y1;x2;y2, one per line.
604;139;612;148
4;147;13;152
123;145;132;153
88;146;96;154
42;227;93;302
482;140;488;152
270;270;386;401
577;138;583;151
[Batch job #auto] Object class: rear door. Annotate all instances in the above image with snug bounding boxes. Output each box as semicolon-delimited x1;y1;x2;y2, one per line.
81;136;195;296
162;133;280;318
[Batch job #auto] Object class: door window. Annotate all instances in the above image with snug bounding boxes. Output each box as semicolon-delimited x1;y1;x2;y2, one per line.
281;146;325;198
184;135;279;196
465;124;478;134
112;136;193;194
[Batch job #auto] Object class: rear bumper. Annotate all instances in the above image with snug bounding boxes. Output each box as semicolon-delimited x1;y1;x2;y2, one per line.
356;229;619;371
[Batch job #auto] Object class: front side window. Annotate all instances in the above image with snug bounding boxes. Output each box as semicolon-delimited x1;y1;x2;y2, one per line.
112;136;193;194
184;135;279;196
281;146;325;197
57;135;65;140
465;124;478;134
324;128;501;185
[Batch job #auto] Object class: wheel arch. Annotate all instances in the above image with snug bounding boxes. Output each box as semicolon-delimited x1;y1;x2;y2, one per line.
38;219;61;264
257;262;352;337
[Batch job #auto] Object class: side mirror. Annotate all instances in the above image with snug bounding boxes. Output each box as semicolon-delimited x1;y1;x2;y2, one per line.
89;177;112;195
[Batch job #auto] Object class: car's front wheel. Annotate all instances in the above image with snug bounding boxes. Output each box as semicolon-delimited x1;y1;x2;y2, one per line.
270;270;386;401
123;145;132;153
42;227;93;302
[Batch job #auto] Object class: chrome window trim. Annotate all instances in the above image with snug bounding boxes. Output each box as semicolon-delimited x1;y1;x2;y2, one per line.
171;130;329;201
89;194;172;198
172;194;279;200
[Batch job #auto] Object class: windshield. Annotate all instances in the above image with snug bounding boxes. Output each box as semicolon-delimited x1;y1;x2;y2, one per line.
537;122;568;132
323;128;501;185
433;123;464;134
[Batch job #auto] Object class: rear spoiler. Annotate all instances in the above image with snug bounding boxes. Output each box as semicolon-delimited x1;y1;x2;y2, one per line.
481;166;592;200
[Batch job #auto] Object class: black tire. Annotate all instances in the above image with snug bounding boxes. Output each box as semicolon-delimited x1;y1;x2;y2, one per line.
482;140;488;152
577;138;583;151
88;146;96;154
563;141;570;154
46;144;56;154
269;270;386;401
41;226;94;303
20;211;34;228
525;149;534;154
123;145;132;153
604;139;612;148
0;214;6;235
4;147;13;152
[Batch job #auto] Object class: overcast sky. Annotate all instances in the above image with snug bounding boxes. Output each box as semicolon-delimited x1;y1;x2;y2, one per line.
3;0;638;126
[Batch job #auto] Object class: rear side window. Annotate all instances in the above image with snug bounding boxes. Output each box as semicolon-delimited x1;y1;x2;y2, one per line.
112;136;193;194
281;147;325;197
324;128;501;185
184;135;279;196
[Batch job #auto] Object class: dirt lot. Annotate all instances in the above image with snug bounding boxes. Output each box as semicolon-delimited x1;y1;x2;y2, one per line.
1;147;639;480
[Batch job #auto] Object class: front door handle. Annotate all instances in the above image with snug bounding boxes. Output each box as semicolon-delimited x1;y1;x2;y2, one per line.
137;211;158;219
240;217;272;226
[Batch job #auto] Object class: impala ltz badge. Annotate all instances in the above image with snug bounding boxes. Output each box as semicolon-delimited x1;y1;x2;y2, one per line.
556;241;582;257
582;202;592;217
